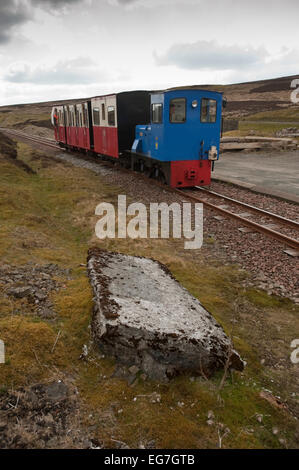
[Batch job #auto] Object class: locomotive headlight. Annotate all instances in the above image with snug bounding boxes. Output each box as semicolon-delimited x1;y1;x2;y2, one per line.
191;100;198;108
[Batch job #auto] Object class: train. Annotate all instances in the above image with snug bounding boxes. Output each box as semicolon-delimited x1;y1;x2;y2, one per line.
51;88;224;188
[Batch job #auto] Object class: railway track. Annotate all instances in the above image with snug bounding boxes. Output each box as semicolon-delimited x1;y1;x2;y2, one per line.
177;187;299;252
1;127;298;252
0;127;63;151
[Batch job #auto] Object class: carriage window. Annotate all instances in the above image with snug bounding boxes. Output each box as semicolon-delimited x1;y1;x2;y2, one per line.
108;106;115;126
60;111;65;126
201;98;217;123
102;104;106;121
93;107;100;126
151;103;163;124
169;98;186;123
74;108;79;127
84;106;88;128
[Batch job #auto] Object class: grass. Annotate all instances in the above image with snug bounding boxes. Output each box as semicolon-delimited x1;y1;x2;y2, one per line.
0;110;50;128
243;107;299;122
0;139;298;448
224;106;299;137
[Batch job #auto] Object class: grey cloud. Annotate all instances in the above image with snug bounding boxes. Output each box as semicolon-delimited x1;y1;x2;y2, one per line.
0;0;31;44
0;0;82;44
155;40;269;71
116;0;138;3
31;0;81;9
4;58;108;85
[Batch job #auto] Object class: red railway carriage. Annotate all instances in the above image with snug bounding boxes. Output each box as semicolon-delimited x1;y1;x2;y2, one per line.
53;91;150;158
91;95;118;158
91;91;150;159
62;102;94;151
51;106;66;144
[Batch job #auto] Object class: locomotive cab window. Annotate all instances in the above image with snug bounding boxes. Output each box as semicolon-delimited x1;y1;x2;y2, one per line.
93;107;100;126
151;103;163;124
108;106;115;126
169;98;186;123
201;98;217;123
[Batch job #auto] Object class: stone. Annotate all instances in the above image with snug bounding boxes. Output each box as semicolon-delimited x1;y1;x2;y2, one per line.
7;286;32;298
128;365;140;375
44;382;69;402
87;248;244;381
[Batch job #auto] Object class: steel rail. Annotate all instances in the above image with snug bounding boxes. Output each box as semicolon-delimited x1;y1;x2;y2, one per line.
176;188;299;251
194;186;299;230
0;128;61;150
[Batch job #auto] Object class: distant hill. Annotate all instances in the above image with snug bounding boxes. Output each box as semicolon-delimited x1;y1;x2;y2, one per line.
0;74;299;130
170;74;299;119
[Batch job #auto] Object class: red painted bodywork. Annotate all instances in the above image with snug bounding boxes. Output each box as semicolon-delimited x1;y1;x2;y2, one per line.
57;126;90;150
55;126;66;144
66;127;78;147
170;160;211;188
93;126;118;158
65;126;72;146
77;127;90;150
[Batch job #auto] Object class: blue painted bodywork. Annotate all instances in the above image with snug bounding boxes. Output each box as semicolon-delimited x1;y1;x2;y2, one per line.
132;89;223;162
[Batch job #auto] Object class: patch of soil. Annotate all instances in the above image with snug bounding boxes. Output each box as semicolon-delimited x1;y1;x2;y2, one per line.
0;381;90;449
0;262;72;319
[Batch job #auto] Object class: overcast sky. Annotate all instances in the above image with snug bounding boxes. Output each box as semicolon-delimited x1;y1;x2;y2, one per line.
0;0;298;105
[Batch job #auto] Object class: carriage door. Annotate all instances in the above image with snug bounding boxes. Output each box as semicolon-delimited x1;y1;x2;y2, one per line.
74;105;79;146
100;98;107;154
83;103;88;148
105;95;117;157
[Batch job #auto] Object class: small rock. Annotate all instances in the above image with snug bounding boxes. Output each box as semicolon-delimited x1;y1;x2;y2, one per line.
128;365;140;375
44;382;68;402
256;414;263;423
7;286;31;298
150;392;161;403
34;292;47;301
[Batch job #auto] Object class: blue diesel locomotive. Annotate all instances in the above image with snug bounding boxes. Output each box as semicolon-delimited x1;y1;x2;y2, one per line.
52;87;223;188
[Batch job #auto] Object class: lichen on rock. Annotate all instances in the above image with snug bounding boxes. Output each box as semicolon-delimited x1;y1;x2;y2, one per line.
87;248;244;381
